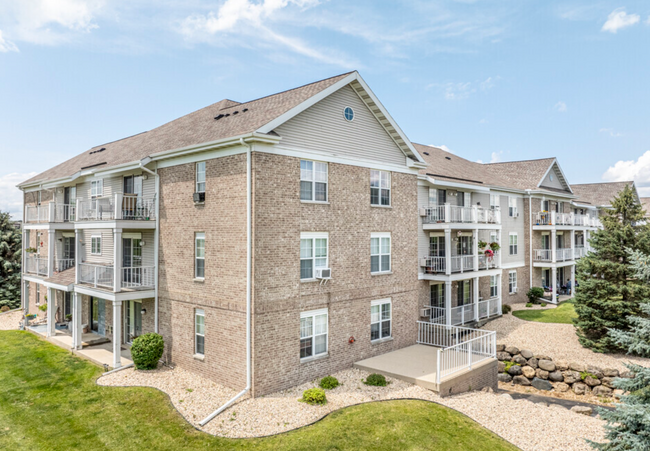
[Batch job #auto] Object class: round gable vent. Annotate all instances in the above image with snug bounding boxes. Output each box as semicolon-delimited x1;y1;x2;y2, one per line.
343;106;354;122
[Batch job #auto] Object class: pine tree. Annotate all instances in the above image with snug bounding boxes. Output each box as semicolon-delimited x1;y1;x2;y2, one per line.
0;212;22;310
573;185;650;352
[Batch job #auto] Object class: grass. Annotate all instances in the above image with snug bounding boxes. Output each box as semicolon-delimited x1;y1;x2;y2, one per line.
0;331;518;451
512;300;577;324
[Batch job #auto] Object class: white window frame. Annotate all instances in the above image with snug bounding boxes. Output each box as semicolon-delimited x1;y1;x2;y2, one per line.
490;275;498;298
370;232;391;274
195;232;205;279
300;160;328;203
509;270;517;294
196;161;206;194
509;232;518;255
91;179;103;198
490;194;500;210
371;298;392;342
300;308;328;360
91;235;101;255
300;232;329;281
195;308;205;356
508;196;517;217
35;284;40;305
370;169;391;206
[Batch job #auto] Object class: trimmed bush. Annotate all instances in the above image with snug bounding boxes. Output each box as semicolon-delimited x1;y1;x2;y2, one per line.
301;388;327;405
0;305;10;313
502;304;512;315
319;375;339;390
131;333;164;370
525;303;533;308
38;304;48;312
540;302;547;307
364;373;387;387
526;287;545;303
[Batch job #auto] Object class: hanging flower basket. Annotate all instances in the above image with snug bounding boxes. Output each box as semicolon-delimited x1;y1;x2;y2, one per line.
484;249;494;260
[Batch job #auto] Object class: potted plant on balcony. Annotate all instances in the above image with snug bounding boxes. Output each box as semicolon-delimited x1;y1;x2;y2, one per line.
484;248;494;261
25;247;37;254
490;242;501;252
478;240;487;250
65;314;72;329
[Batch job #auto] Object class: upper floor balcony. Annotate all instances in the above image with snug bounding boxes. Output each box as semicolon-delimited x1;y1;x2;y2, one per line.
533;248;574;263
420;204;501;229
25;203;76;225
23;255;75;277
77;194;156;223
78;263;156;292
534;211;601;229
420;253;500;275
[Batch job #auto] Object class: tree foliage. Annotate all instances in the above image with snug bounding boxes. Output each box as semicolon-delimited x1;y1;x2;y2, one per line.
0;212;21;310
573;185;650;352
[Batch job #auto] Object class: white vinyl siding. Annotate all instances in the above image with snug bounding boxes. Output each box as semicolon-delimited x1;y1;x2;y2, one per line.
195;233;205;279
300;233;328;280
509;271;517;294
371;299;391;341
371;233;391;274
490;194;500;210
509;233;518;255
196;162;206;193
300;309;328;359
300;160;328;202
195;309;205;356
91;236;101;255
370;170;391;206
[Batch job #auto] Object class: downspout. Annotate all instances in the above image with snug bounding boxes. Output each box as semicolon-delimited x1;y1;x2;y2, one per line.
199;137;252;426
527;190;533;289
140;163;160;333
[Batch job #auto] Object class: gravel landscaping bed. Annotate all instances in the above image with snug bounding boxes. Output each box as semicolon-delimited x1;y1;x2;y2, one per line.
99;365;605;450
0;310;22;331
509;303;556;312
483;307;650;371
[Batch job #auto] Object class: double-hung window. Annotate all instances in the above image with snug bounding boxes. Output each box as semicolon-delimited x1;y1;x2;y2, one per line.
91;235;101;255
195;309;205;356
509;271;517;294
509;233;518;255
490;194;500;210
508;197;517;217
370;170;391;206
490;275;498;298
91;179;103;198
458;280;471;306
300;160;328;202
370;233;391;274
300;233;328;280
36;284;40;305
195;233;205;279
371;299;391;341
300;309;328;359
196;162;206;193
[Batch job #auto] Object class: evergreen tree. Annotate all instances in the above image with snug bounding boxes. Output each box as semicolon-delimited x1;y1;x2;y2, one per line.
0;212;22;310
573;185;650;352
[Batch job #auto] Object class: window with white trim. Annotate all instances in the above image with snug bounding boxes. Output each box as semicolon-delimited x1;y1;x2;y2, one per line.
509;233;518;255
300;160;328;202
300;233;328;280
300;309;328;359
371;299;391;341
36;284;40;305
371;233;391;274
91;235;101;255
195;309;205;356
490;194;500;210
195;233;205;279
508;196;517;217
458;280;471;306
490;275;498;298
370;170;390;206
196;162;206;193
509;271;517;294
91;179;103;198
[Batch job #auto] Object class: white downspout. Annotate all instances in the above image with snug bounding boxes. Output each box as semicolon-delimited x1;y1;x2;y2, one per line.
140;163;160;333
528;190;533;289
199;138;252;426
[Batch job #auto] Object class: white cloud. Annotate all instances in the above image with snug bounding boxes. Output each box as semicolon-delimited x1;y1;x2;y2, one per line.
429;144;454;154
602;8;640;33
0;29;18;52
554;101;567;113
489;151;503;163
428;76;498;101
479;118;488;124
0;172;37;219
599;128;623;137
602;151;650;193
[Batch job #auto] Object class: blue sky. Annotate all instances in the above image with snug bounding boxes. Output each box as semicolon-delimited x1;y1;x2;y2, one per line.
1;0;650;218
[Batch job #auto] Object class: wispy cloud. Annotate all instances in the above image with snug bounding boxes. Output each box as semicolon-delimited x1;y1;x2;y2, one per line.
603;150;650;195
602;8;640;33
554;101;567;113
430;144;454;154
477;151;503;164
0;172;37;219
599;127;623;137
427;76;499;101
0;29;18;52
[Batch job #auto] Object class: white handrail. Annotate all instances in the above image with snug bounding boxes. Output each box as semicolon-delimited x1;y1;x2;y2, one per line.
422;204;501;225
122;266;156;289
79;263;114;289
534;249;552;261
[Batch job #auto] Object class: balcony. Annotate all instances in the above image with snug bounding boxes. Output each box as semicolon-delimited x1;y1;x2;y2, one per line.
421;254;499;274
534;212;602;228
421;205;500;226
533;248;574;263
55;258;75;272
25;203;76;224
25;255;48;276
427;297;501;326
574;246;586;259
76;194;156;222
78;263;155;291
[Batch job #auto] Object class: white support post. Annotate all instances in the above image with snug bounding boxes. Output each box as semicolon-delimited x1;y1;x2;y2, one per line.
498;274;502;314
444;203;450;223
112;300;122;369
570;264;576;297
114;193;123;220
472;229;479;271
76;198;81;221
570;229;575;261
46;287;55;337
472;205;478;224
551;230;557;263
114;229;122;292
47;229;55;277
75;229;80;285
473;276;479;321
585;230;590;253
21;229;26;310
552;267;558;304
444;229;451;276
73;292;82;349
48;202;55;223
497;229;502;268
445;281;452;326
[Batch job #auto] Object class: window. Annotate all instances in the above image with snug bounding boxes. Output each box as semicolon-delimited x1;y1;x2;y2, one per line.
36;284;40;305
490;194;500;210
509;271;517;294
542;200;550;212
489;231;497;246
490;276;498;298
370;170;391;206
300;233;328;280
91;236;101;255
458;280;471;306
371;299;391;341
91;179;103;198
371;233;391;274
457;235;472;256
64;292;71;316
195;233;205;279
557;201;564;213
509;233;518;255
429;236;445;257
300;160;328;202
343;106;354;121
195;309;205;356
300;309;328;359
508;197;517;217
196;162;206;193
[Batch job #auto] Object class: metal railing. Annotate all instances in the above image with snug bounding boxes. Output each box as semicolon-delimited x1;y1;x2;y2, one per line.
450;303;476;325
535;211;603;228
122;266;155;289
25;255;48;276
121;196;156;220
557;248;573;261
54;204;76;222
478;253;498;270
78;197;115;221
534;249;552;262
574;246;586;259
416;322;496;383
79;263;114;289
429;306;446;324
25;203;76;223
421;204;501;225
450;255;475;273
478;297;501;319
56;258;75;272
77;194;156;221
421;255;482;274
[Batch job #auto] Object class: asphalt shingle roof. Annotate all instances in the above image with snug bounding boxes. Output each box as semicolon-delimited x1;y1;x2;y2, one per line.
482;158;562;192
571;181;635;207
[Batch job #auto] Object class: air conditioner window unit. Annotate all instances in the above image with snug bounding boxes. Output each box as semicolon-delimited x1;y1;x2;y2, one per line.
193;192;205;203
315;268;331;279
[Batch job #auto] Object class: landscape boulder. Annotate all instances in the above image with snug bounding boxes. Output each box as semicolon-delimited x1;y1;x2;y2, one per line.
498;373;513;383
602;377;617;388
584;376;601;387
562;371;581;385
555;361;569;371
555;382;570;392
520;349;534;359
531;377;553;391
536;369;549;380
592;386;613;396
573;383;590;395
548;371;564;382
603;368;619;378
538;360;556;372
588;367;604;379
497;361;506;373
507;365;523;376
535;354;551;361
570;362;586;372
571;406;593;416
497;352;512;361
522;366;536;379
620;370;634;379
505;346;520;356
527;357;538;369
496;344;506;352
513;355;527;366
513;375;532;386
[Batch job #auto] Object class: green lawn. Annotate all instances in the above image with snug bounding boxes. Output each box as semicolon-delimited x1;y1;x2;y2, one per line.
512;300;577;324
0;331;517;451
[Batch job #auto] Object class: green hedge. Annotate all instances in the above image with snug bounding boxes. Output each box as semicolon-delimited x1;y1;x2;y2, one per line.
131;333;164;370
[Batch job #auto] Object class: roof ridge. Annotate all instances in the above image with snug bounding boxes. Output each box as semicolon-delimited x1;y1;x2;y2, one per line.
484;157;555;165
572;181;634;186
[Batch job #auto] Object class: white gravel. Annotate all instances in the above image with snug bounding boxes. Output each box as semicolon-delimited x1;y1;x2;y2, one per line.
0;310;22;330
484;306;650;371
98;365;606;450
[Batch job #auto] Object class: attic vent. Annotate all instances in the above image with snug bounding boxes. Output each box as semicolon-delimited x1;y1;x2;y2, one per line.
89;147;106;155
445;156;451;160
214;114;225;120
233;111;239;115
81;162;107;170
242;108;249;112
423;152;430;155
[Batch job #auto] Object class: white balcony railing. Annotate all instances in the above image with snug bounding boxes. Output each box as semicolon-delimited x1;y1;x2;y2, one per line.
77;194;156;222
421;204;500;225
557;248;573;261
79;263;114;289
25;206;49;223
25;255;48;276
422;256;446;273
426;297;501;327
422;254;499;274
478;297;501;319
122;266;156;289
534;249;552;262
56;258;75;272
574;246;586;259
121;196;156;221
25;203;76;223
78;197;115;221
478;253;498;270
535;211;603;228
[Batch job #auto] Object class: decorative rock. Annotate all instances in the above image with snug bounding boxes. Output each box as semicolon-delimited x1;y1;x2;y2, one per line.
571;406;593;416
620;370;634;379
536;402;549;407
535;354;551;361
603;368;619;378
555;361;569;371
498;373;513;383
562;371;581;385
500;393;513;400
536;369;549;380
513;355;527;366
538;360;556;372
498;361;506;373
548;371;564;382
573;383;590;395
592;385;613;396
505;346;520;356
587;367;604;379
602;377;617;388
507;365;523;376
613;389;625;399
481;386;494;393
527;358;538;369
570;362;586;372
522;366;536;379
496;344;506;352
497;352;512;361
555;382;570;392
513;375;532;386
531;377;553;391
584;376;601;387
520;349;534;359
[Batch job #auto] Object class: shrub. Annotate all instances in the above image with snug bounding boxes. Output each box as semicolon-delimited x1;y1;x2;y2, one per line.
489;242;501;252
301;388;327;405
526;303;533;308
540;302;547;307
526;287;545;303
502;304;512;315
503;361;517;372
0;305;10;313
65;314;72;321
319;375;339;390
131;333;164;370
364;373;388;387
38;304;48;312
